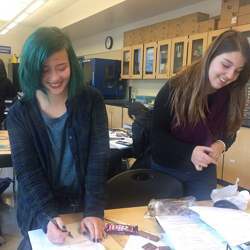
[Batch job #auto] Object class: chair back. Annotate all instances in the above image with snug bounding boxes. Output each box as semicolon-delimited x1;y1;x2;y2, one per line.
106;169;183;209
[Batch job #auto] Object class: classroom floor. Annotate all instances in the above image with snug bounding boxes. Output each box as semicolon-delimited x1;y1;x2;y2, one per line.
0;191;21;250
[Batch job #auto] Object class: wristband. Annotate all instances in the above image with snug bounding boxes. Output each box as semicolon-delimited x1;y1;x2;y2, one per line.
216;140;226;152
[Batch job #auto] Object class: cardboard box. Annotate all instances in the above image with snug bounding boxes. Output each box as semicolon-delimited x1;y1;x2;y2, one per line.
239;4;250;15
237;13;250;25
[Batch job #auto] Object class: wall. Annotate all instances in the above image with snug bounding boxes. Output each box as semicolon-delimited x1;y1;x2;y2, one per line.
0;26;35;73
72;0;221;96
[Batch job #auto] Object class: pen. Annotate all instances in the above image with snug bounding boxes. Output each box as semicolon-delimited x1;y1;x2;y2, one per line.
49;217;74;238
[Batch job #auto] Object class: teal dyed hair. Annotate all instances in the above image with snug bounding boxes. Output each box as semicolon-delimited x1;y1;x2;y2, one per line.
19;26;84;99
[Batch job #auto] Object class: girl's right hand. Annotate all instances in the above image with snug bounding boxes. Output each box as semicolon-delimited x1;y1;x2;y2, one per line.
191;146;217;171
46;217;68;244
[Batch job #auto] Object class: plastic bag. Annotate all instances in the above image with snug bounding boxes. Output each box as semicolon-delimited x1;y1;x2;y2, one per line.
146;196;197;217
210;178;250;210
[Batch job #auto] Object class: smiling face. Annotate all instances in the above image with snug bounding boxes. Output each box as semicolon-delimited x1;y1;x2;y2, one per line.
208;51;246;91
41;49;71;99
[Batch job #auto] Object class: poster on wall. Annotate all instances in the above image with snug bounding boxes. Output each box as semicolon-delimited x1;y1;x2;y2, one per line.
0;45;11;54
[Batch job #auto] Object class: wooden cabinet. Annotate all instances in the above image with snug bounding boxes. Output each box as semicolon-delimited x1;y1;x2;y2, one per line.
131;44;143;79
106;105;133;129
170;36;188;76
106;105;123;129
121;26;248;80
235;24;250;39
222;128;250;189
121;47;132;79
156;39;171;79
207;28;228;46
143;42;157;79
122;107;133;126
187;33;208;65
216;156;224;180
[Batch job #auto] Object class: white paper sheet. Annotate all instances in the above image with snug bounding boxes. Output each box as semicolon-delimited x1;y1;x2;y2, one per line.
190;206;250;247
123;234;170;250
28;223;105;250
109;130;132;149
156;215;227;250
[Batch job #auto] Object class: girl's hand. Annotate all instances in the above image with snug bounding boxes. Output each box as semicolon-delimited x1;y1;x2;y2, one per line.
191;146;217;171
47;217;68;244
209;141;225;162
80;217;106;242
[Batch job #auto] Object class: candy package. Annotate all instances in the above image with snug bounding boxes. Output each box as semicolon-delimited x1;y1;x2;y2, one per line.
146;196;197;217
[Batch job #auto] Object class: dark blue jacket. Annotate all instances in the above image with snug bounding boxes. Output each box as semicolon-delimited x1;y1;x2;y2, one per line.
6;86;109;235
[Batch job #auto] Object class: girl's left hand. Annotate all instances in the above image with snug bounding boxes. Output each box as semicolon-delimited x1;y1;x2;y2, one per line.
209;141;225;162
80;217;106;242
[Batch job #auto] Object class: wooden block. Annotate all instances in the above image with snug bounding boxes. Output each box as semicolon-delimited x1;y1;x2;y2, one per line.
237;13;250;25
221;0;240;15
218;14;238;29
239;4;250;15
197;19;216;32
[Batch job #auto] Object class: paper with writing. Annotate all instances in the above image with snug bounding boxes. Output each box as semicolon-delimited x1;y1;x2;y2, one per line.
28;222;105;250
190;206;250;247
156;215;227;250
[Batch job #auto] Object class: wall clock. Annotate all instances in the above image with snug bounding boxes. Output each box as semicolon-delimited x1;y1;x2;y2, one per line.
105;36;113;49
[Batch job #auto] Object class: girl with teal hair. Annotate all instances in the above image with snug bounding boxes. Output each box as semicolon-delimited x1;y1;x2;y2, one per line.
7;27;109;249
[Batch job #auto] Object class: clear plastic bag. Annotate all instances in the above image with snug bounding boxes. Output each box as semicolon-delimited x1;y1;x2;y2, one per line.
146;196;197;217
210;178;250;210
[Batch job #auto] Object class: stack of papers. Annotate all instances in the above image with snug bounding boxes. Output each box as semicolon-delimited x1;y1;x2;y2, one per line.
28;223;105;250
156;206;250;249
124;234;169;250
190;206;250;247
156;215;227;250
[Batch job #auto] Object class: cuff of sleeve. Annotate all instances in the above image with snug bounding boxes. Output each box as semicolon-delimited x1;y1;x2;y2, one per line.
83;210;104;219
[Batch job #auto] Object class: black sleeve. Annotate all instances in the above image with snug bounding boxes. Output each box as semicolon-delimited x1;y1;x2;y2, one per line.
5;79;17;99
83;90;109;218
221;133;237;151
6;103;58;232
151;83;196;165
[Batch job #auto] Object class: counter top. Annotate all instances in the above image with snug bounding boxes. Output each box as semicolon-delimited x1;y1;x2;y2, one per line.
104;99;130;108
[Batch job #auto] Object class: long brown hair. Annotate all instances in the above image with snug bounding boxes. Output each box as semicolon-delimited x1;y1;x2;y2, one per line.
170;30;250;136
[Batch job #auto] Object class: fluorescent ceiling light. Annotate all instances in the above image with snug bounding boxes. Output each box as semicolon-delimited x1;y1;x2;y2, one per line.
5;22;18;30
15;13;29;23
26;0;45;14
0;29;9;35
0;0;47;35
0;0;33;21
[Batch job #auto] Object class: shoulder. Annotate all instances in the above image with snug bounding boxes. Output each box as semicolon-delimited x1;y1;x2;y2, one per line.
7;97;33;120
68;86;104;113
155;81;172;105
77;86;103;103
6;99;27;128
0;78;11;89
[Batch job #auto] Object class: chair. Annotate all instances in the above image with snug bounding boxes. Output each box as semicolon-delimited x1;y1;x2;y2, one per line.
106;168;183;209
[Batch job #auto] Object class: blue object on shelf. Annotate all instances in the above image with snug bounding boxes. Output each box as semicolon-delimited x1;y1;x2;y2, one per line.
81;58;127;99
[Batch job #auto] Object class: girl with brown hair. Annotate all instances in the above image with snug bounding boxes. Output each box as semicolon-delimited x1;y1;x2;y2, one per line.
151;30;250;200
